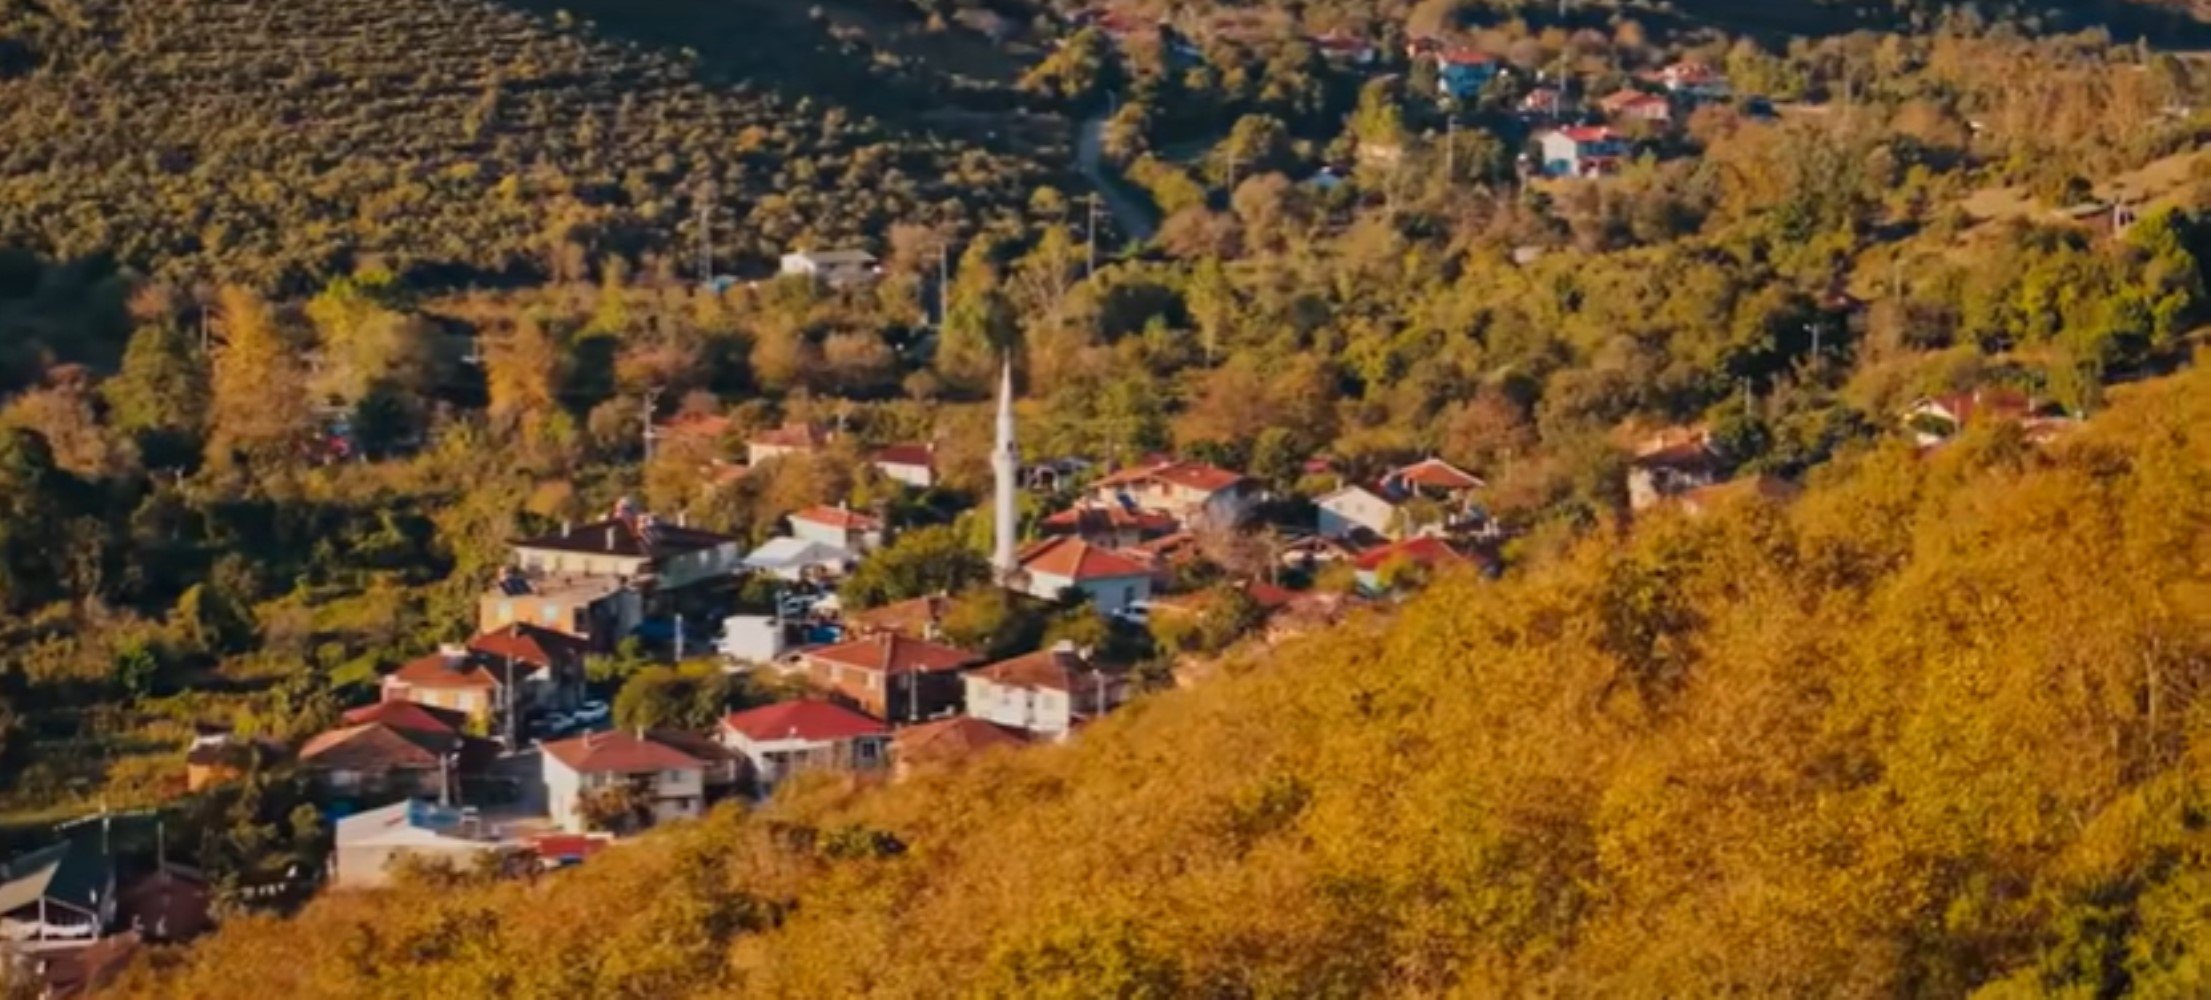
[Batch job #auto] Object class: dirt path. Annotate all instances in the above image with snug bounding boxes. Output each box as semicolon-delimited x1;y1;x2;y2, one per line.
1077;108;1159;243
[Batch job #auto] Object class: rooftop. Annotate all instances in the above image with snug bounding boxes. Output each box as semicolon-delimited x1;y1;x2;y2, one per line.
1353;536;1470;573
723;700;889;743
893;716;1029;767
803;633;981;676
871;443;935;468
749;422;831;450
789;505;883;532
542;730;705;775
1092;459;1249;494
511;513;736;562
971;645;1120;694
1017;536;1153;581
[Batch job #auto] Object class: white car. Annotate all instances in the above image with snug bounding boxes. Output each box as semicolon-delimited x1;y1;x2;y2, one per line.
1112;602;1154;625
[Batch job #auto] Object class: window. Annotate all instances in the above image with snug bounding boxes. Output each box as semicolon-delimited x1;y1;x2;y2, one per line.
1123;586;1138;607
662;770;687;784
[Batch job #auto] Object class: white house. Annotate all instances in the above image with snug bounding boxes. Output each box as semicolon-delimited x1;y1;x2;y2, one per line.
333;799;516;888
963;642;1128;739
1084;459;1256;529
717;614;789;666
746;422;831;466
779;249;878;287
1315;484;1401;541
541;730;707;834
870;443;936;489
787;505;883;555
741;537;855;582
718;700;890;795
1014;536;1153;616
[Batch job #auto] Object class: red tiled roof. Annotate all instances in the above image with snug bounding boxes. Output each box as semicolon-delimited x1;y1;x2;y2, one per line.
542;730;704;775
804;633;981;676
871;443;934;468
723;700;889;742
894;716;1029;766
387;652;499;690
342;700;464;736
790;505;882;532
846;594;950;638
1559;125;1625;143
1438;47;1496;66
971;648;1118;693
1244;580;1296;611
469;623;588;672
1040;505;1180;536
1917;388;2036;427
1389;458;1485;491
1353;536;1469;572
1018;536;1153;581
298;723;450;771
1600;88;1668;112
750;422;830;449
1092;459;1247;494
510;515;737;560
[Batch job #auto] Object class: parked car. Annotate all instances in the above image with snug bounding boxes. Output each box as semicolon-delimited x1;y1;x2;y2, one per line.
1111;602;1154;626
573;701;610;727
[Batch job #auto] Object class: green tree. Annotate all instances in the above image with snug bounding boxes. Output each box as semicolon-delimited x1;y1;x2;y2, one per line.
841;526;991;610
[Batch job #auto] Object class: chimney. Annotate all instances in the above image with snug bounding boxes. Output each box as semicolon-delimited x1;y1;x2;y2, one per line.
1052;639;1077;656
606;526;616;551
679;511;689;528
439;643;468;668
562;520;572;537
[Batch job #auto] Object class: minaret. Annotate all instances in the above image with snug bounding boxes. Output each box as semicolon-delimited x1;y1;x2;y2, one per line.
991;356;1020;582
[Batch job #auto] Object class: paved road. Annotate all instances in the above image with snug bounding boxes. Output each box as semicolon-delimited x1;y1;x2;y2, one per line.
1076;110;1159;244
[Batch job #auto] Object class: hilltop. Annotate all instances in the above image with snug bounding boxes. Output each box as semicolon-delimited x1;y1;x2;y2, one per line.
113;363;2211;996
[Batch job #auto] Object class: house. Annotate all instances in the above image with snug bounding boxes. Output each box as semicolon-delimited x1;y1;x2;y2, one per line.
891;716;1029;779
1315;484;1401;541
297;705;475;801
964;642;1130;739
508;503;743;592
183;730;274;792
1903;388;2041;446
1627;426;1724;511
788;504;884;555
1518;86;1570;120
718;700;891;794
651;412;736;455
643;729;743;803
1536;126;1630;178
1353;536;1471;593
779;249;878;287
1038;503;1181;549
1385;457;1485;498
1657;59;1730;101
717;614;792;665
1308;31;1376;66
541;730;708;834
1084;459;1255;528
844;593;953;640
870;443;937;489
11;931;139;999
0;838;114;951
479;568;642;652
747;422;831;465
465;623;589;710
1013;536;1155;617
741;537;855;583
1598;88;1673;125
1435;47;1502;100
379;642;562;731
332;799;517;888
788;633;982;723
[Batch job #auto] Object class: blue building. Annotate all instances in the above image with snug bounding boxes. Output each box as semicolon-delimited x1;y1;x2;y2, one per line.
1435;48;1501;100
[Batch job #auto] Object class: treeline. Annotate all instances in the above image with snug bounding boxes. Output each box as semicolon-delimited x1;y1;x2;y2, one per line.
113;360;2211;998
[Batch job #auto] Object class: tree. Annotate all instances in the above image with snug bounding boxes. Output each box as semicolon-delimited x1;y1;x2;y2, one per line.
485;315;568;426
103;322;207;461
204;286;309;466
612;663;730;732
840;526;991;609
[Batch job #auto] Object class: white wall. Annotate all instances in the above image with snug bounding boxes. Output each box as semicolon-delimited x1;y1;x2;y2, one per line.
544;757;586;833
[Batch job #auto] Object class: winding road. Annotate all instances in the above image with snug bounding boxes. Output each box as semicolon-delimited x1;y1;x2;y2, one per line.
1075;109;1159;244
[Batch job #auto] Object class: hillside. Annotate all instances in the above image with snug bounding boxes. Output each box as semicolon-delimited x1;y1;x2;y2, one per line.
0;0;1055;290
117;363;2211;997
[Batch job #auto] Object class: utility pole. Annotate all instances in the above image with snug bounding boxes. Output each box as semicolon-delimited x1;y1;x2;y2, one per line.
641;385;664;462
674;612;685;661
505;653;518;752
1445;114;1457;183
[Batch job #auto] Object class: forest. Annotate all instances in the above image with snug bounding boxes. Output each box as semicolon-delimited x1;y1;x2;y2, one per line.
1;0;2210;989
108;361;2211;998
